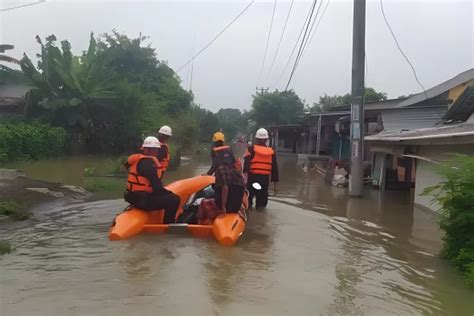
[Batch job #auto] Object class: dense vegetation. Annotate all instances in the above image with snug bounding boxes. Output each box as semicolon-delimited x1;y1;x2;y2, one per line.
1;33;387;161
0;122;67;162
250;90;304;126
424;155;474;286
310;87;387;112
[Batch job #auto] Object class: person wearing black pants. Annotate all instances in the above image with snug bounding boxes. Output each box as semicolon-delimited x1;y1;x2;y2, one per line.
124;136;180;224
246;173;270;208
243;128;279;209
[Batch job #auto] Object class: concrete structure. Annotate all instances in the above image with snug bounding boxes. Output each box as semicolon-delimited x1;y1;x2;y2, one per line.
366;77;474;212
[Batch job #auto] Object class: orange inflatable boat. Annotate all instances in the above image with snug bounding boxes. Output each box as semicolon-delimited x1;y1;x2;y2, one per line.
109;175;246;246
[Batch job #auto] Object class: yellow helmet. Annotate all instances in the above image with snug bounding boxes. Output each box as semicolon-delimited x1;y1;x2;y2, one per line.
212;132;225;142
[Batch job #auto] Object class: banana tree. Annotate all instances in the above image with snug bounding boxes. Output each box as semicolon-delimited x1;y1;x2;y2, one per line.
20;34;118;149
0;44;20;71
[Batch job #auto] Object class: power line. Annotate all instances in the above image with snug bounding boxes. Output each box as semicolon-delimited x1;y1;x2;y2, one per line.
177;0;255;73
256;0;278;86
292;0;324;70
0;0;45;12
273;1;315;87
379;0;428;99
285;0;319;90
302;0;330;57
266;0;295;82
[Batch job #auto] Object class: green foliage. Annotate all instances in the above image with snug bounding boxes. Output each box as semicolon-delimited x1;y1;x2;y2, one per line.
0;67;31;85
20;31;196;155
216;108;247;141
0;201;31;221
313;87;387;112
251;90;304;127
423;155;474;286
84;178;123;193
0;122;67;162
0;240;11;255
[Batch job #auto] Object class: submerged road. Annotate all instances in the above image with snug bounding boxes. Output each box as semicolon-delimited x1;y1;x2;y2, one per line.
1;157;473;315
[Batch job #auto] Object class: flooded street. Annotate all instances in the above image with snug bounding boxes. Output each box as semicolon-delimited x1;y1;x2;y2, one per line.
1;157;474;315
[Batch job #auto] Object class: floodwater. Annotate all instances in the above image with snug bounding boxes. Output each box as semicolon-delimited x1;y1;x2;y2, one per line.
1;156;474;315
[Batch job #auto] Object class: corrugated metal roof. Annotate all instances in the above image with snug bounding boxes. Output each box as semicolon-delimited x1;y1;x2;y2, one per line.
365;121;474;142
396;68;474;108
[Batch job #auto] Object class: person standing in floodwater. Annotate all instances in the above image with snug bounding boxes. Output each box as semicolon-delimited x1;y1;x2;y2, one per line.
243;128;279;209
156;125;172;179
206;131;238;175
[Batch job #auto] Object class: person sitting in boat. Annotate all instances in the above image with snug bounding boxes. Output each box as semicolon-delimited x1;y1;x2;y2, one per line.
156;125;172;179
123;136;179;224
205;131;241;175
213;155;248;217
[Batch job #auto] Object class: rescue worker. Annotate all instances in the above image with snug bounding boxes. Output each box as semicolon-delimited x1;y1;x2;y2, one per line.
124;136;179;224
206;131;237;175
157;125;172;179
243;128;279;208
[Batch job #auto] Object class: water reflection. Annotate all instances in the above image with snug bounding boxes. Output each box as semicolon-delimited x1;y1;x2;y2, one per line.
1;156;474;315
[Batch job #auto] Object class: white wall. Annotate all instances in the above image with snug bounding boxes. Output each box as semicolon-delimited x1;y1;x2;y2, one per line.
414;144;474;212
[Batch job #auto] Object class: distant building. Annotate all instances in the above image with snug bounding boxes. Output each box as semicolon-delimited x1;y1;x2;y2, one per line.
366;74;474;212
0;84;31;115
268;68;474;210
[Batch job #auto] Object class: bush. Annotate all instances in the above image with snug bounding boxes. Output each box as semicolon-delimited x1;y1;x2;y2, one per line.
423;155;474;286
0;240;11;255
0;121;67;162
0;201;31;221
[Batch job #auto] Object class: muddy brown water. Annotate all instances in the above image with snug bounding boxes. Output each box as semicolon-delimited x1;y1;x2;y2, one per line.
1;156;474;315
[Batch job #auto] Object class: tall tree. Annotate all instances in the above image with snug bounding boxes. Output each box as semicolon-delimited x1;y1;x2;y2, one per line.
251;90;304;127
315;87;387;112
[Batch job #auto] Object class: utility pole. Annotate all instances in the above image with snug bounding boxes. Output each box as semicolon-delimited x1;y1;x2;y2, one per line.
256;87;269;94
349;0;366;197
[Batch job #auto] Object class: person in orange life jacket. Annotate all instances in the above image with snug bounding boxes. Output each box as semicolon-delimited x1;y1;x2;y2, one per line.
243;128;279;208
205;131;237;175
123;136;179;224
156;125;172;179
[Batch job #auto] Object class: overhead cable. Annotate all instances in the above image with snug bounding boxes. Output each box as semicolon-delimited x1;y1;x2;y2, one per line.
177;0;255;73
266;0;295;82
0;0;45;12
256;0;278;86
380;0;428;99
273;1;316;87
285;0;319;90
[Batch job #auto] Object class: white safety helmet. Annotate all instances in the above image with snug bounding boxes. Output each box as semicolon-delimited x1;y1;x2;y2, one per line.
142;136;161;148
255;128;269;139
158;125;172;136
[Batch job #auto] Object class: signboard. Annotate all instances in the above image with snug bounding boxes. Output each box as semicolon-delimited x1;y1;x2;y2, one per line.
352;141;359;158
352;104;359;121
352;123;360;140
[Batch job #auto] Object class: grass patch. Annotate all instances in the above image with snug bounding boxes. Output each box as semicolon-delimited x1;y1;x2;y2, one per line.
0;201;31;221
0;240;11;255
84;178;123;193
84;156;128;177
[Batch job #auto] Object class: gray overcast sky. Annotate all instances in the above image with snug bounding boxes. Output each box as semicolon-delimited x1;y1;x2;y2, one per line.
1;0;473;111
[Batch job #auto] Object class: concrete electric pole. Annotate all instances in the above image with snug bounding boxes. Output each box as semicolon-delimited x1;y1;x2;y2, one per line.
349;0;366;197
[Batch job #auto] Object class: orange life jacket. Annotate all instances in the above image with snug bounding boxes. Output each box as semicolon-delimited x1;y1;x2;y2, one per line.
126;154;162;193
213;145;241;170
158;143;170;174
246;144;274;175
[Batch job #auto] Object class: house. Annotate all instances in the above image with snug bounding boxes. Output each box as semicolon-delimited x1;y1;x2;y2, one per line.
366;79;474;212
0;84;31;115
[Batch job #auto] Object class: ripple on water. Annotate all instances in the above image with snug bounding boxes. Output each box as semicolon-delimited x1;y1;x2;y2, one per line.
1;187;474;315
